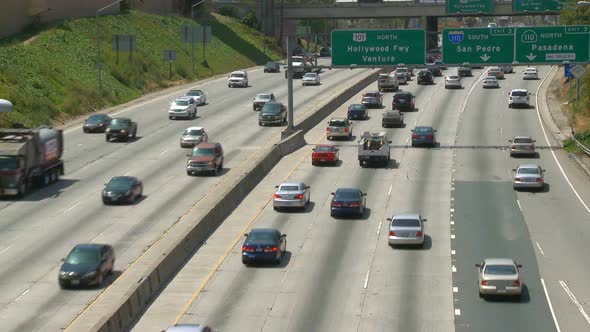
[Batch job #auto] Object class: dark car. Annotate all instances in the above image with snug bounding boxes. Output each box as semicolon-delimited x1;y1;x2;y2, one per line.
319;47;331;57
258;102;287;126
417;70;434;85
186;142;224;176
242;228;287;265
330;188;366;218
392;91;416;112
347;103;368;120
105;118;137;142
102;176;143;204
411;126;437;147
83;114;111;133
58;243;114;289
458;64;473;77
264;61;280;73
382;110;404;128
426;64;442;77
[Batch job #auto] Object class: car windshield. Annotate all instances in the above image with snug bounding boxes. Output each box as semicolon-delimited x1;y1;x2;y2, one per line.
349;104;365;111
484;264;516;275
518;167;540;175
392;219;420;227
86;115;107;123
192;148;215;156
304;73;316;78
484;77;496;81
378;73;390;78
107;177;134;190
110;119;129;126
418;71;430;76
247;232;276;244
261;103;282;113
384;111;400;118
256;94;271;100
280;185;300;191
335;190;360;199
394;94;411;100
231;73;244;78
315;146;334;152
187;90;202;96
0;156;18;170
184;129;203;136
414;127;433;133
174;100;189;106
265;62;277;67
329;120;347;127
512;91;528;96
365;92;379;97
489;68;500;72
65;249;100;265
448;76;459;80
397;68;408;73
513;138;533;143
525;68;537;73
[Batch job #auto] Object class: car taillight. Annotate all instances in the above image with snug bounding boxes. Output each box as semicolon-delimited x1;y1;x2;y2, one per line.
274;194;281;198
326;127;330;132
412;134;420;139
531;144;535;149
481;280;488;286
295;194;303;199
389;231;395;236
242;246;255;252
515;177;521;181
344;127;349;133
327;153;335;158
513;280;521;286
264;246;278;252
332;202;342;207
535;177;542;182
362;93;366;96
349;202;361;207
427;135;433;139
416;231;423;237
511;145;516;149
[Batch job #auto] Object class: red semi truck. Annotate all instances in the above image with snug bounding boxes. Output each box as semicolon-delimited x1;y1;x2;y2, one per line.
0;126;64;196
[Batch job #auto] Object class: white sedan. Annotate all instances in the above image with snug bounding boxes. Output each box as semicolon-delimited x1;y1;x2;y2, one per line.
184;89;207;105
522;67;539;80
482;76;499;88
444;75;462;89
302;72;320;86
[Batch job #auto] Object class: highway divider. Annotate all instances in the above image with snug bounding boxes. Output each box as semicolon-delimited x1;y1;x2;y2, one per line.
65;69;380;332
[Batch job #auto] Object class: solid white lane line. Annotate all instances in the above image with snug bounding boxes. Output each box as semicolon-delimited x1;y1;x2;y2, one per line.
377;220;383;236
14;289;30;302
387;185;392;196
405;137;410;145
536;241;545;256
516;199;522;211
535;68;590;216
64;202;80;213
0;244;14;255
363;268;371;289
541;278;562;332
559;280;590;325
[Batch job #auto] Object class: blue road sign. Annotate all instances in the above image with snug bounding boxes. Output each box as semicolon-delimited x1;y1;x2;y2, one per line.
565;64;574;78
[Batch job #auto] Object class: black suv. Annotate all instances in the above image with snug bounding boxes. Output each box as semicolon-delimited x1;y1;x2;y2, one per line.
258;102;287;126
106;118;137;142
264;61;280;73
391;91;416;112
417;70;434;85
458;64;472;77
426;64;442;77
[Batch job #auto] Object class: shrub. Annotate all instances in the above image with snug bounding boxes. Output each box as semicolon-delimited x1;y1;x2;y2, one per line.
218;6;237;18
242;11;259;30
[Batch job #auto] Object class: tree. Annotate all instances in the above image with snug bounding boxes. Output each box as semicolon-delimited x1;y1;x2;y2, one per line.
465;17;477;27
242;11;260;30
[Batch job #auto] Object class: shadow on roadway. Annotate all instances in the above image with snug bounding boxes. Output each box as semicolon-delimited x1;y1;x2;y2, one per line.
0;179;79;202
187;167;231;177
244;251;292;269
515;183;550;194
107;136;142;143
332;207;371;221
60;270;124;291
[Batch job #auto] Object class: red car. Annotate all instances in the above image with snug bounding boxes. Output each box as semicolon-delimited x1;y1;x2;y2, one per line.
311;144;339;166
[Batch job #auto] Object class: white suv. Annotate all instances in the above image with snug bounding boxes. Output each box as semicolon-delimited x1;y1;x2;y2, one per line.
508;89;531;108
228;71;248;88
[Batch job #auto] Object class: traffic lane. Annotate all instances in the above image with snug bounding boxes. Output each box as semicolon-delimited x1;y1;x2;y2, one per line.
0;68;377;330
451;66;556;331
170;65;472;329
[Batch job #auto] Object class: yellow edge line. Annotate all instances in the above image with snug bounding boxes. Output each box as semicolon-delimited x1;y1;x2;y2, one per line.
172;132;325;325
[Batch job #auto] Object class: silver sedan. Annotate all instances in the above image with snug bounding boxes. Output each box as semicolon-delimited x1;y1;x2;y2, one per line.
387;213;426;247
513;164;545;190
273;182;310;211
482;76;499;89
509;136;536;157
180;127;208;148
476;258;523;299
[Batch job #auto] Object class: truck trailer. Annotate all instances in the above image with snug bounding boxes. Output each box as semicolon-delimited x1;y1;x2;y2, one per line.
0;126;64;196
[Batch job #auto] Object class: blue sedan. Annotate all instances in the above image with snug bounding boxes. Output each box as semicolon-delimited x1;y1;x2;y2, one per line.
330;188;367;218
242;228;287;265
411;126;437;147
347;103;368;120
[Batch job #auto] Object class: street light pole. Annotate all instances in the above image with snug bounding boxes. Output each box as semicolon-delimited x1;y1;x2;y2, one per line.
96;0;122;96
191;0;206;20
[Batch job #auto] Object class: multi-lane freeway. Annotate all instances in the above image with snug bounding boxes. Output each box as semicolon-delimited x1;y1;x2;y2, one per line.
0;59;379;331
132;66;590;332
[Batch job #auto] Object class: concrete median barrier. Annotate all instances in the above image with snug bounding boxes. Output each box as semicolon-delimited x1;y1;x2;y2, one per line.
65;70;378;332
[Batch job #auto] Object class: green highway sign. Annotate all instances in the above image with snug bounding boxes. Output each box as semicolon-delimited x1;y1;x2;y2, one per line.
442;28;515;65
515;26;590;64
331;29;426;67
513;0;563;12
446;0;494;14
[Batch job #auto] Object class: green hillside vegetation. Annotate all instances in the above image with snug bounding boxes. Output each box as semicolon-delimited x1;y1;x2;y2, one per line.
562;71;590;152
0;11;281;127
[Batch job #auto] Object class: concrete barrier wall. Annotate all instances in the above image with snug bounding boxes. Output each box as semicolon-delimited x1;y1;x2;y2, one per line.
66;70;377;332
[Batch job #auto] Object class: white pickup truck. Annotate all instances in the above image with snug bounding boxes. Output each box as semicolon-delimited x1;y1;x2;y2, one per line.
358;131;392;167
285;55;320;79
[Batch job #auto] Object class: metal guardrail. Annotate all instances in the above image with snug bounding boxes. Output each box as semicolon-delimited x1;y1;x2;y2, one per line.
572;135;590;155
